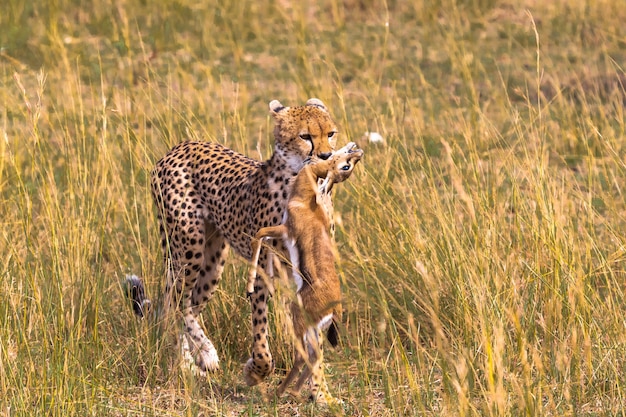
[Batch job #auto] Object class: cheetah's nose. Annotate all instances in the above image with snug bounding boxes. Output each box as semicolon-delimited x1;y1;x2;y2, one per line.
318;152;332;160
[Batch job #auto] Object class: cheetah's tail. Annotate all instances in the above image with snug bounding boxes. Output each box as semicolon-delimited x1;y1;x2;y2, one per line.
124;274;152;318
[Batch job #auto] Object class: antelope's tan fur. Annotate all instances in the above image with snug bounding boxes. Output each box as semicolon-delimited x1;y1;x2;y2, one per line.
248;143;363;403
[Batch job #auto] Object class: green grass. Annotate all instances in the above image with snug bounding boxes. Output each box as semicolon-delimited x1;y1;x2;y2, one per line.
2;0;626;415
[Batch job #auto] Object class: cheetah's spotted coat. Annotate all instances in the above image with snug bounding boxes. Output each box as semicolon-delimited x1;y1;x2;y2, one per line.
150;98;338;384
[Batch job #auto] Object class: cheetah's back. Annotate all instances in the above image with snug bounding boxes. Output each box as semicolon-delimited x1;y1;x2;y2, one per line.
151;141;285;259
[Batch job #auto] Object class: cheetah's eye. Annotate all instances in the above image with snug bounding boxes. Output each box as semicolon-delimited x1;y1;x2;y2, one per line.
299;133;312;141
328;131;336;138
340;164;352;171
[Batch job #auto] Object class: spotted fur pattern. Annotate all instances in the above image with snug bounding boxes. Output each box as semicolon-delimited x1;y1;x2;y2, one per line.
150;99;339;382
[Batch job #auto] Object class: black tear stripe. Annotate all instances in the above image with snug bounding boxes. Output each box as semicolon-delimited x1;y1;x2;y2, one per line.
306;138;314;157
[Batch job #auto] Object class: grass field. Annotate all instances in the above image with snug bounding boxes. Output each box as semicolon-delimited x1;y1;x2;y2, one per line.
2;0;626;415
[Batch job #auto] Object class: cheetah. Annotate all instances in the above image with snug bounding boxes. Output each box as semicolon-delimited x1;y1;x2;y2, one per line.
148;98;339;383
248;142;363;402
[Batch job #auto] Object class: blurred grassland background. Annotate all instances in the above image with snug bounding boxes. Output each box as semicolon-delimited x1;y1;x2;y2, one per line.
1;0;626;415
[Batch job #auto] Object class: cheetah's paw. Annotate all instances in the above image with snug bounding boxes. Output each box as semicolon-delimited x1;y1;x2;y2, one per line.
243;358;263;386
243;357;274;386
180;335;220;374
196;344;220;373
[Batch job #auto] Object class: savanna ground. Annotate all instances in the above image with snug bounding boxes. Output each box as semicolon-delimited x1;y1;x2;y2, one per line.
2;0;626;415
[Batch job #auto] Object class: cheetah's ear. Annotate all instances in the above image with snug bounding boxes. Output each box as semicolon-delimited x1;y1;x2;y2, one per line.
305;98;328;112
269;100;289;115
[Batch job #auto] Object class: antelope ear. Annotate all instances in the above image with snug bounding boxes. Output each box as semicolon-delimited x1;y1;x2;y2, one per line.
305;98;327;112
269;100;289;115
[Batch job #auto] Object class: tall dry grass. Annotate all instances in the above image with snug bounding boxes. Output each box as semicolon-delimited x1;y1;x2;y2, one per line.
1;0;626;415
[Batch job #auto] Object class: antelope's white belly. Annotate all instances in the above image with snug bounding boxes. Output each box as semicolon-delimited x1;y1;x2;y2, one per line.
285;237;303;291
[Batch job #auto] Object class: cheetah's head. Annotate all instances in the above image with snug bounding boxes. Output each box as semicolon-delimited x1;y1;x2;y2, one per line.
269;98;338;172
